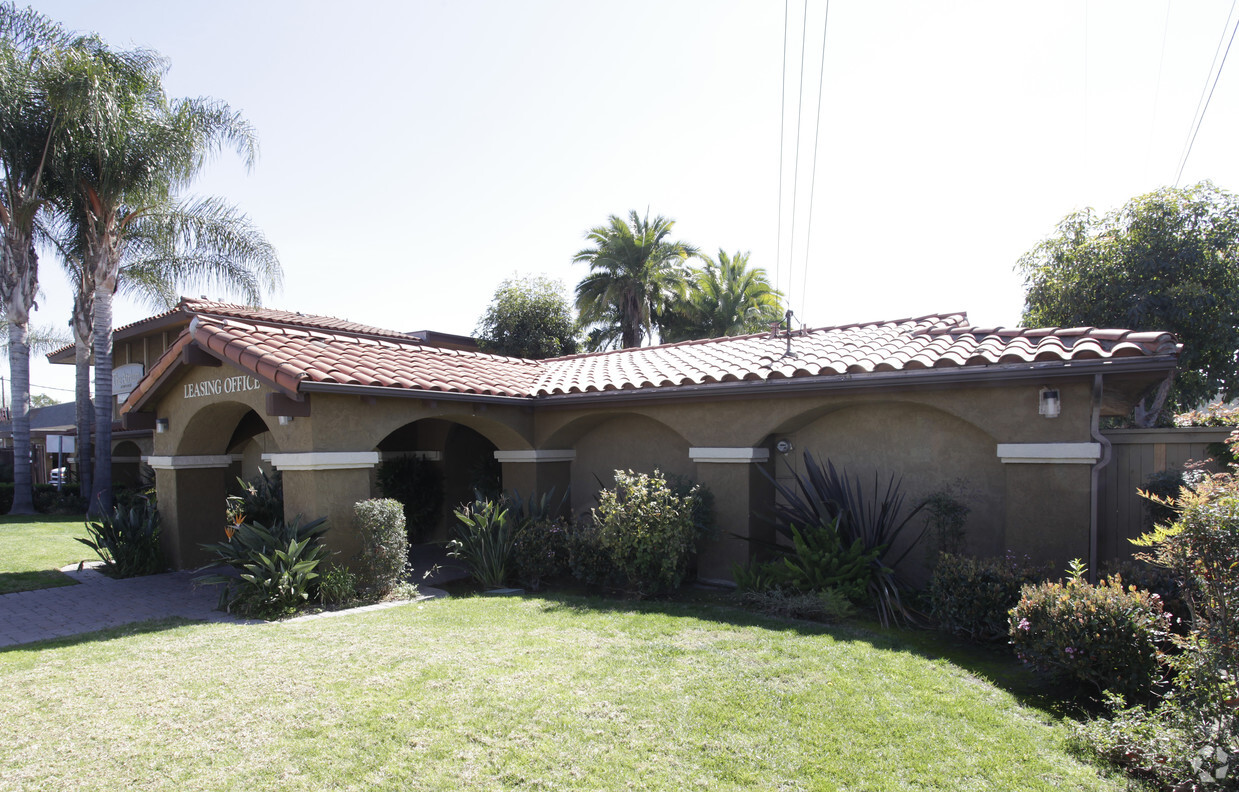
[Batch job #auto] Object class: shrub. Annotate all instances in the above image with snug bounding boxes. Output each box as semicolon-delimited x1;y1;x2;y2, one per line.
376;455;445;543
76;497;165;578
565;519;617;588
1009;560;1168;700
1070;693;1201;790
512;517;570;591
734;587;856;623
318;564;359;607
448;498;515;589
762;453;927;626
197;515;329;618
353;498;410;597
927;553;1046;642
921;489;971;558
590;469;698;596
733;516;879;604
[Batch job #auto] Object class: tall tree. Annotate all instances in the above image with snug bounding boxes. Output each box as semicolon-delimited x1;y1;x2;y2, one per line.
475;275;578;359
0;4;68;513
1018;181;1239;425
660;250;783;343
573;210;698;350
51;36;279;512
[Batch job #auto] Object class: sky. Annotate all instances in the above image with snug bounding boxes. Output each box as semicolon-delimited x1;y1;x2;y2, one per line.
15;0;1239;404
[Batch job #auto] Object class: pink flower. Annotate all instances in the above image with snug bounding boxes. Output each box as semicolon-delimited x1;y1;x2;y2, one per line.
1018;618;1031;632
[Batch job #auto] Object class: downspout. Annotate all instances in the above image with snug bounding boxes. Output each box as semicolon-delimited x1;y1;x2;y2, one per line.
1088;373;1112;585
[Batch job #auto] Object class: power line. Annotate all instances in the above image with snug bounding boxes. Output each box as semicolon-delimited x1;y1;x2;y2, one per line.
786;0;810;306
801;0;830;320
1142;0;1172;181
1174;0;1238;186
775;0;789;301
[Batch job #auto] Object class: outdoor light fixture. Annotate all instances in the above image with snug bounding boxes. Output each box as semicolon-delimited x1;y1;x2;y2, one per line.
155;418;169;434
1039;387;1061;419
278;415;294;426
776;438;794;454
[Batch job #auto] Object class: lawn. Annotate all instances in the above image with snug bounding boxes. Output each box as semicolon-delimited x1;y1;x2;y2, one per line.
0;594;1131;791
0;514;91;595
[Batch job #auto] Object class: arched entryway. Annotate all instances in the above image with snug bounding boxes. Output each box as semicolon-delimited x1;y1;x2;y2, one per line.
374;418;500;542
154;401;280;568
112;440;144;488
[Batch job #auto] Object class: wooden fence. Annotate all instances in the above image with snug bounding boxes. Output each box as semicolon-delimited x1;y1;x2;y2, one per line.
1097;426;1234;561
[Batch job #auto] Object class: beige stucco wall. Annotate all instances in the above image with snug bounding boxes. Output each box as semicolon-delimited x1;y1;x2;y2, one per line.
140;355;1109;580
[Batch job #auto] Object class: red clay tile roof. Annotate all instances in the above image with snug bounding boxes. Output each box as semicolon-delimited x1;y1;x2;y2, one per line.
122;309;1181;412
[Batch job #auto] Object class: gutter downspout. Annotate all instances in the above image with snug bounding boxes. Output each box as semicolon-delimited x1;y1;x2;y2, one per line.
1089;373;1112;585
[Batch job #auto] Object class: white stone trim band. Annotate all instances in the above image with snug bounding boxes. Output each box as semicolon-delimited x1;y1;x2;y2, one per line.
689;447;771;464
493;449;576;463
143;455;235;470
261;451;381;471
996;443;1102;464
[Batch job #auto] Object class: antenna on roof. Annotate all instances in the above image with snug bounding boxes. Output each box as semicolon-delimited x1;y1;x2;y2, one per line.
781;309;797;359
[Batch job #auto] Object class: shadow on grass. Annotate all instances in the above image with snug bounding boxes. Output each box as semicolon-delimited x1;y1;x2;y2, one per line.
0;617;205;654
0;569;78;596
463;585;1071;716
0;513;87;526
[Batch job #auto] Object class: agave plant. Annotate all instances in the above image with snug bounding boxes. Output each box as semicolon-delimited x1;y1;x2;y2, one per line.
448;498;515;589
762;452;928;627
76;497;165;578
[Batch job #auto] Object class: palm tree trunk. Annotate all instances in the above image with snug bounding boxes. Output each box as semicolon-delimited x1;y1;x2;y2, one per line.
75;342;93;499
90;283;114;515
7;317;34;514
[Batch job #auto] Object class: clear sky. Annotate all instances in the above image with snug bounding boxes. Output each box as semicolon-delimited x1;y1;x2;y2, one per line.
16;0;1239;403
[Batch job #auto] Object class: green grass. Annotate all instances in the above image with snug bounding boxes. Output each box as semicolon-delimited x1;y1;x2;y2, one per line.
0;514;91;594
0;594;1131;791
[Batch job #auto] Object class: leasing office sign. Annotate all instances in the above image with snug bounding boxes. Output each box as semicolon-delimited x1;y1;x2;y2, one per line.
183;374;264;400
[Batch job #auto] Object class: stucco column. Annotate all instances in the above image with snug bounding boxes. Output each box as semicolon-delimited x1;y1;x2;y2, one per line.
997;443;1099;568
264;452;381;567
494;450;575;511
146;454;235;570
689;447;774;582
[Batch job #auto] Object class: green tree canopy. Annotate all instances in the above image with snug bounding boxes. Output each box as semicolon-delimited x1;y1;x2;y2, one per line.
1018;181;1239;424
574;210;698;351
660;250;783;343
475;275;578;359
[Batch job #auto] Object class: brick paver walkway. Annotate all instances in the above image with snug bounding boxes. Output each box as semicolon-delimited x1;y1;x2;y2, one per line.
0;566;248;648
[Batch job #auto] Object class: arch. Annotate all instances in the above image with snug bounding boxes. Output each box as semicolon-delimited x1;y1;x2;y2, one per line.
363;409;531;456
568;412;695;515
770;401;1005;572
112;440;144;488
176;401;263;456
373;417;500;542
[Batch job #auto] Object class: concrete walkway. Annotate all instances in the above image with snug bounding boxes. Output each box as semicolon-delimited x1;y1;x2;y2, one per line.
0;545;467;650
0;565;248;648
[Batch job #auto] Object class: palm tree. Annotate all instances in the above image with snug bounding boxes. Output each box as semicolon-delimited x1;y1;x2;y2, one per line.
573;210;698;350
50;37;280;512
0;5;69;513
661;250;784;343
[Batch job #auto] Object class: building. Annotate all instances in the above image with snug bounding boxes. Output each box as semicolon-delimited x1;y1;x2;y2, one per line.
99;298;1178;581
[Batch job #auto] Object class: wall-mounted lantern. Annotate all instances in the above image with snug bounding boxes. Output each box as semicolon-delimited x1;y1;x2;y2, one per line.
1039;387;1061;419
278;415;294;426
155;417;169;434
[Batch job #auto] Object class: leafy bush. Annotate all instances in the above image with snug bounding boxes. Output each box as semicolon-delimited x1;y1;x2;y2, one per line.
565;519;617;588
590;469;698;596
197;515;329;618
512;517;570;591
376;455;445;543
762;453;927;626
1009;560;1168;700
734;587;856;623
448;498;515;589
1142;468;1187;531
921;489;971;558
1070;693;1203;790
318;564;359;607
224;467;283;527
733;516;879;603
76;497;165;578
353;498;410;597
927;553;1046;642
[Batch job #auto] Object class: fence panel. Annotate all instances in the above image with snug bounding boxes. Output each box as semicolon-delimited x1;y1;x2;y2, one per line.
1098;427;1233;561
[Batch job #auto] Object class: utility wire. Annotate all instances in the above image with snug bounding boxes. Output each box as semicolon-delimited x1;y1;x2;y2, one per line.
786;0;810;308
1142;0;1173;181
801;0;830;320
1175;1;1239;186
775;0;789;303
